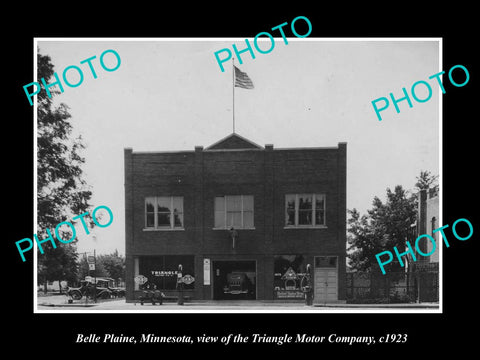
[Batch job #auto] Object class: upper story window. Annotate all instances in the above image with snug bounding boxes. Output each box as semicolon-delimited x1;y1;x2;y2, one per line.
145;196;184;229
214;195;254;229
285;194;326;227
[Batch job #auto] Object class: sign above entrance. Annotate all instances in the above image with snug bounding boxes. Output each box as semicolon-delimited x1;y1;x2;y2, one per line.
151;270;178;277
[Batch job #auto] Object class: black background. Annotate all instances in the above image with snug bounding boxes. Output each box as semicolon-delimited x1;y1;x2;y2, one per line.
6;4;477;356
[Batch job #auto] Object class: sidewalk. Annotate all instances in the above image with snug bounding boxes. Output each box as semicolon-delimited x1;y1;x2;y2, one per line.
314;302;439;309
37;295;439;311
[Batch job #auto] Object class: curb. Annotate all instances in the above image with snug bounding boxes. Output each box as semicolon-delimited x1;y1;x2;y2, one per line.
39;302;97;307
313;304;439;309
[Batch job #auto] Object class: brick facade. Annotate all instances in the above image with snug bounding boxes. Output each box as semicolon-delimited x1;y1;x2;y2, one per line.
124;134;347;302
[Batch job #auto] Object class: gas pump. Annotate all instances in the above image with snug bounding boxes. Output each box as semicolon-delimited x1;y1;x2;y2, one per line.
301;264;313;306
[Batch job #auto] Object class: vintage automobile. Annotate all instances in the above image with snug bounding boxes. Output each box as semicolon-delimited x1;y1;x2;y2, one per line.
95;278;126;298
223;272;254;297
109;286;126;298
66;280;112;300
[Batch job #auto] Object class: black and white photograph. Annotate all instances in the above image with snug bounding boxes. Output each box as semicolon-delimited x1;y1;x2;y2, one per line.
31;38;441;313
7;7;478;355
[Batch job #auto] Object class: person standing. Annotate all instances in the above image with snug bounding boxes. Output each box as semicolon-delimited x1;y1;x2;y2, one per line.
176;264;184;305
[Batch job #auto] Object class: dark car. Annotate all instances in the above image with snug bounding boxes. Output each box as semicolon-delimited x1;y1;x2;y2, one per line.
66;280;112;300
109;286;126;298
96;279;126;298
223;272;254;297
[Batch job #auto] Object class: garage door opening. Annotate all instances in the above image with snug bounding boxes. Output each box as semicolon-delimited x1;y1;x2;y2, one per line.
212;260;256;300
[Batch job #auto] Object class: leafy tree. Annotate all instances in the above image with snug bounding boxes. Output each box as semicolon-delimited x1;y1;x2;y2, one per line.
36;51;93;293
415;170;438;192
76;251;125;287
406;170;439;221
77;255;109;283
98;250;126;285
348;185;416;273
347;208;384;272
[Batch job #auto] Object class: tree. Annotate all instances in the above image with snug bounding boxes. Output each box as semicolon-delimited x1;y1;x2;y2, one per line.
77;256;108;283
76;251;125;286
98;250;126;285
348;185;416;273
36;51;93;293
415;170;438;192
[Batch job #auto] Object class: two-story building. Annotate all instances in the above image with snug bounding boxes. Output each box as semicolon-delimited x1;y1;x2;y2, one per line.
124;133;347;303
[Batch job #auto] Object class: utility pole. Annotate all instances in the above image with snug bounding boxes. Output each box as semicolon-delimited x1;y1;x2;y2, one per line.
94;249;97;303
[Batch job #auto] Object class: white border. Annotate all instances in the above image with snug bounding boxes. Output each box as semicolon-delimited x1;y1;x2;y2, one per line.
33;44;38;313
33;37;442;314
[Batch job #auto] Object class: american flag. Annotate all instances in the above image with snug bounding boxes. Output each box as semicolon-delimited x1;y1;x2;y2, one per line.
234;65;254;89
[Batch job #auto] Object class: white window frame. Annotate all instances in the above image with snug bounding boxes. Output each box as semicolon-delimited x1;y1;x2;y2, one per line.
285;193;326;228
214;195;255;229
144;196;184;230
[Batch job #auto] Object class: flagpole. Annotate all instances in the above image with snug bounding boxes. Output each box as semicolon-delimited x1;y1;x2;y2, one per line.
232;57;235;134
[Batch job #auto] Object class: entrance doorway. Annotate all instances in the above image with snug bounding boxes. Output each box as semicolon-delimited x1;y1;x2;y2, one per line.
212;260;256;300
314;256;338;303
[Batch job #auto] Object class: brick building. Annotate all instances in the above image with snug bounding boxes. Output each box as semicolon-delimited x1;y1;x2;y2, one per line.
410;187;439;302
124;133;347;303
416;187;439;264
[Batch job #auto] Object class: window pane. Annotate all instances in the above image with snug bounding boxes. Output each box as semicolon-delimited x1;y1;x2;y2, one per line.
164;255;195;290
157;197;171;212
315;210;325;225
214;210;225;228
146;213;155;227
298;195;312;210
173;212;183;228
145;197;155;212
274;255;307;299
315;256;337;268
215;196;225;212
243;211;254;228
286;195;296;210
172;197;183;212
146;197;155;228
226;196;242;211
157;212;171;227
286;210;295;226
298;210;312;225
243;195;254;211
233;212;242;228
227;212;242;228
139;256;165;290
315;194;325;210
